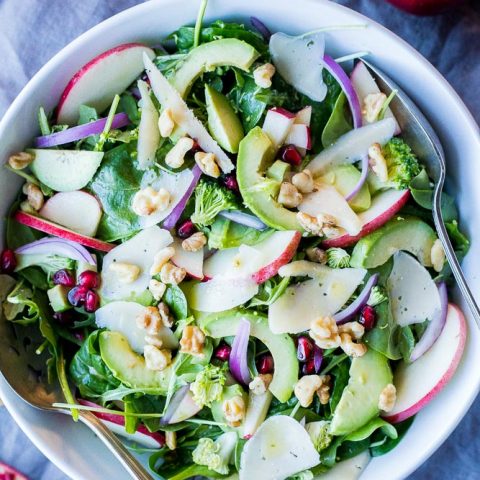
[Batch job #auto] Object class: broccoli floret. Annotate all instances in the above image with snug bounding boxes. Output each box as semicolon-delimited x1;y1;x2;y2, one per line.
191;179;238;227
382;137;421;190
192;432;238;475
367;285;388;307
190;364;226;407
305;421;333;452
326;248;351;269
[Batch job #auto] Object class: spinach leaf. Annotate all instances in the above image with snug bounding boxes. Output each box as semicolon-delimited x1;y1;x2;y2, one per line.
207;216;273;249
321;92;352;148
163;284;189;320
329;358;350;414
130;395;166;432
248;276;290;308
119;92;141;125
396;325;415;363
370;416;414;457
6;204;43;250
345;417;397;442
18;266;50;290
170;20;267;55
90;143;142;241
364;301;401;360
70;330;120;399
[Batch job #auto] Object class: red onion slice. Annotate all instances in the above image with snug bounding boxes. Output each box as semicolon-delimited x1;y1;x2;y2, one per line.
345;154;369;201
334;273;379;325
163;165;202;230
322;54;362;129
15;237;96;265
409;282;448;362
229;317;251;385
313;345;323;373
250;17;271;41
219;210;268;230
34;113;129;148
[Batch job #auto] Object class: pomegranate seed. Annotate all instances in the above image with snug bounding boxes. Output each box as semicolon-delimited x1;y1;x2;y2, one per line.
67;286;89;307
77;270;100;289
297;336;314;362
177;220;197;238
256;353;274;374
190;140;202;153
53;311;75;326
280;145;302;166
53;269;76;288
85;290;100;313
214;343;232;362
313;345;323;373
302;359;316;375
360;305;377;330
0;249;17;273
222;174;239;193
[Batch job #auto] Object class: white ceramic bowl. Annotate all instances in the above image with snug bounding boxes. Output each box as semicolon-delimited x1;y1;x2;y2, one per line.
0;0;479;478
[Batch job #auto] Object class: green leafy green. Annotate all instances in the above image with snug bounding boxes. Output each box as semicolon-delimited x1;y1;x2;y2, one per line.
163;284;189;320
170;20;267;55
249;276;290;308
370;416;414;457
6;205;43;250
364;301;401;361
3;281;38;324
321;92;352;148
90;143;142;241
119;92;141;125
70;330;120;399
345;417;397;442
206;216;273;249
191;179;238;227
329;358;350;413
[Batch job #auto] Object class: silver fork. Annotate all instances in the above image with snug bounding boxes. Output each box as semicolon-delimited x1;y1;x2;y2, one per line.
363;60;480;328
0;297;152;480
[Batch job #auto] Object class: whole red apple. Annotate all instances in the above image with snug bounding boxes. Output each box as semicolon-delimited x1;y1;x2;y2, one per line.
386;0;466;16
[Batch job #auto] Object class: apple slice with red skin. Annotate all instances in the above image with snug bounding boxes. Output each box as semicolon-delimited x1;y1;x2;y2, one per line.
171;238;204;280
262;107;296;149
78;399;165;448
285;124;311;150
57;43;155;125
383;303;467;424
13;211;114;252
322;189;410;248
294;106;312;126
203;230;301;284
39;191;102;237
0;462;28;480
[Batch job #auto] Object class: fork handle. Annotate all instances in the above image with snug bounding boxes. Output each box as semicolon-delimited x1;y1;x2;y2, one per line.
78;409;152;480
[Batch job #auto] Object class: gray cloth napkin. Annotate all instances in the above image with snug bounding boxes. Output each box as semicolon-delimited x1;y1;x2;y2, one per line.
0;1;478;479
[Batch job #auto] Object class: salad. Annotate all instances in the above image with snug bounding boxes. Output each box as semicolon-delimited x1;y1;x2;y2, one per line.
0;2;470;479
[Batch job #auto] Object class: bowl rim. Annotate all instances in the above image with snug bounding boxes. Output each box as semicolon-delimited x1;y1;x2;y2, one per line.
0;1;479;479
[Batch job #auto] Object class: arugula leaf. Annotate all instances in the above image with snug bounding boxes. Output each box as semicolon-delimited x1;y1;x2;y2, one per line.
206;216;273;249
3;281;39;324
70;330;120;399
321;92;352;148
248;276;290;308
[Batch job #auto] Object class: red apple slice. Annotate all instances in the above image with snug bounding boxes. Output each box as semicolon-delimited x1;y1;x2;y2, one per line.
285;124;311;150
57;43;155;125
171;238;204;280
13;211;114;252
39;191;102;237
322;189;410;248
203;230;301;284
78;399;165;448
383;304;466;424
262;107;296;149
